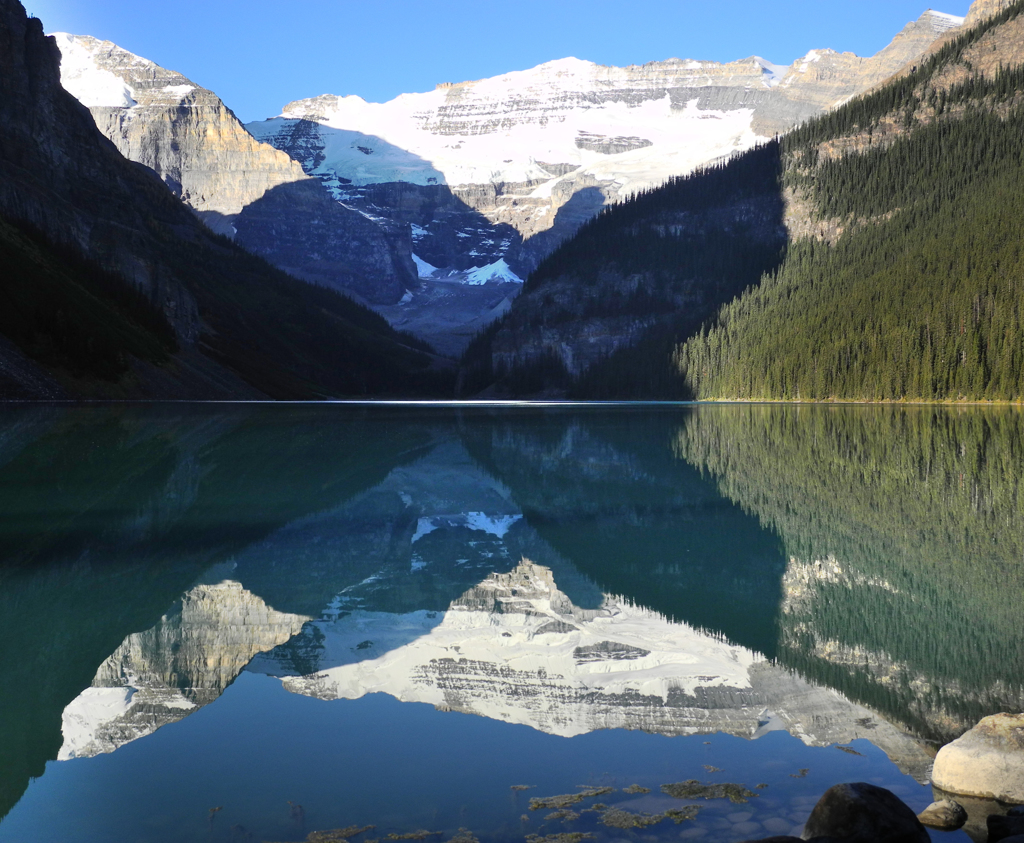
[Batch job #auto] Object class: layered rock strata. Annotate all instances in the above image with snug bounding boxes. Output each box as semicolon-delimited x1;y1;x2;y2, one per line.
59;577;310;760
250;9;963;279
251;559;935;783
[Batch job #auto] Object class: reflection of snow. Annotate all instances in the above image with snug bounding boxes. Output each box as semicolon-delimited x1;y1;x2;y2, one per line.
61;688;143;760
411;513;523;544
268;560;760;736
464;512;522;537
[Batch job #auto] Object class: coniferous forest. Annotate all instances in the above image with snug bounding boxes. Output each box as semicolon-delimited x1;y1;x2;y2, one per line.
468;0;1024;402
676;0;1024;402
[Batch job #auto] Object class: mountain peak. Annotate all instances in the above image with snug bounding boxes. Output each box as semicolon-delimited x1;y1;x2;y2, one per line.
52;33;138;107
965;0;1018;27
921;9;967;29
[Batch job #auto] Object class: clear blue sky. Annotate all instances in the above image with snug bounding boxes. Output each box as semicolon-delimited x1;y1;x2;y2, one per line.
23;0;974;123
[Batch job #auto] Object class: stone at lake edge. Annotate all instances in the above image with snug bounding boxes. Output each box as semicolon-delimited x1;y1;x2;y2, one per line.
916;799;968;830
932;713;1024;804
801;782;929;843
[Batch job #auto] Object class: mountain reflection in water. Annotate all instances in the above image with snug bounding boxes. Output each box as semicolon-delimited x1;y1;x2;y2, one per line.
0;403;1022;842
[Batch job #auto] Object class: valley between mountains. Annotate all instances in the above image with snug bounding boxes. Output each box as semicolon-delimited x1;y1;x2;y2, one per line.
1;0;1022;400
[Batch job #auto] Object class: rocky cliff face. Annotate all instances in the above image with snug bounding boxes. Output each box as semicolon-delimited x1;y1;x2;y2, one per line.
53;34;307;229
0;3;200;342
965;0;1019;27
59;577;310;760
54;34;417;304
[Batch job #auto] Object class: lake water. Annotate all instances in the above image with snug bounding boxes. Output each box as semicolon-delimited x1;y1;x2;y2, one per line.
0;403;1021;843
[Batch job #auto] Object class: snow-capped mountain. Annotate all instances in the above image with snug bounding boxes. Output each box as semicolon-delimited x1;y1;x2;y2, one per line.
248;9;963;280
53;8;964;350
52;34;417;305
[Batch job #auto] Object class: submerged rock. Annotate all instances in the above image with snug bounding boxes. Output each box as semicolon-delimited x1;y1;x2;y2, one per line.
916;799;967;830
661;780;758;804
801;782;928;843
932;713;1024;804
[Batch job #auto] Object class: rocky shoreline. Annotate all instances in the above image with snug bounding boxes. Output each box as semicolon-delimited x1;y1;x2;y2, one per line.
740;713;1024;843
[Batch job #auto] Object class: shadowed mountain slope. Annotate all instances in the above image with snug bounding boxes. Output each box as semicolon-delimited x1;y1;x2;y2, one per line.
0;0;449;399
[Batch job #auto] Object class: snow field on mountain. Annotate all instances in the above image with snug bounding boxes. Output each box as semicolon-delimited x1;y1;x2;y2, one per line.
268;94;756;193
52;33;137;107
249;55;780;202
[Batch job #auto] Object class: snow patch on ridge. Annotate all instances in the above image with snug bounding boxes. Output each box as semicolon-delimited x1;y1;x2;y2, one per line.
52;33;137;107
412;253;439;279
464;260;524;286
753;57;790;88
412;512;523;543
926;10;966;28
162;84;195;98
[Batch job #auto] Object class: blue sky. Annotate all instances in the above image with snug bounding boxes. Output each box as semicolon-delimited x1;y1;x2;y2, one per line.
23;0;974;123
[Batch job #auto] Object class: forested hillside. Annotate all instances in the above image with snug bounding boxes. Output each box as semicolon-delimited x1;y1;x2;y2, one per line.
459;145;787;397
464;0;1024;401
674;404;1024;741
677;0;1024;401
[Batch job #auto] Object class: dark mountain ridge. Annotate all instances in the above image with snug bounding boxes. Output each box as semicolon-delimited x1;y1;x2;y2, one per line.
0;0;450;399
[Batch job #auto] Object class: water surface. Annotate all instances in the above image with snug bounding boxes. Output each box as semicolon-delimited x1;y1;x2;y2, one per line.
1;403;1021;843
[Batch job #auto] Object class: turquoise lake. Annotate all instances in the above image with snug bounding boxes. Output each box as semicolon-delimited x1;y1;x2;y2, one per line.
0;403;1021;843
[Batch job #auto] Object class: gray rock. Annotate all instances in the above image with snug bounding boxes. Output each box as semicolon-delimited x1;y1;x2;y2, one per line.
990;814;1024;843
801;782;928;843
916;799;967;830
965;0;1018;27
932;712;1024;803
